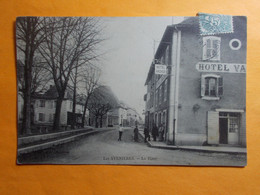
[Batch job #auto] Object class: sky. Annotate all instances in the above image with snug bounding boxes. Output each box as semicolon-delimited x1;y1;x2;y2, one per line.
97;17;184;117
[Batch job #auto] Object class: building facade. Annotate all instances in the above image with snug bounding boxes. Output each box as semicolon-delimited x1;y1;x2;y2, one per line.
144;16;246;147
18;85;88;133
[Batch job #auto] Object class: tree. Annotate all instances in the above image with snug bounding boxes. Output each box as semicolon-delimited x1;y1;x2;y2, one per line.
17;57;52;98
88;86;119;128
38;17;103;130
88;101;112;128
16;17;46;135
80;65;101;127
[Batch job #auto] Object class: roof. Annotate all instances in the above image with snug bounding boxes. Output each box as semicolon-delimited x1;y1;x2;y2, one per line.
32;85;86;105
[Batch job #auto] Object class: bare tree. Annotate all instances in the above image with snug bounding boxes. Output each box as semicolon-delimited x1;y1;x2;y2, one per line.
69;62;79;129
80;65;101;127
38;17;103;130
17;57;52;98
88;86;119;128
88;102;112;128
16;17;46;135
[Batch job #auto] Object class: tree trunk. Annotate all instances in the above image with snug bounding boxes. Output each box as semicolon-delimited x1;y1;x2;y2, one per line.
71;66;78;129
21;20;34;135
21;91;31;135
100;116;103;128
95;116;98;128
53;97;63;131
81;95;90;127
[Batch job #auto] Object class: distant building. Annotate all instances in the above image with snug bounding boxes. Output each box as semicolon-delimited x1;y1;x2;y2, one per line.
126;107;141;127
144;16;246;146
107;102;128;127
18;85;88;132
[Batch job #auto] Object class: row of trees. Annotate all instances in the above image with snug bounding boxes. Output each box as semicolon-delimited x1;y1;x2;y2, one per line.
17;17;106;135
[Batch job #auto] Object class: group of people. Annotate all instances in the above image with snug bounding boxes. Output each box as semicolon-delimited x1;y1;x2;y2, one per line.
117;123;165;143
117;124;140;142
144;123;165;142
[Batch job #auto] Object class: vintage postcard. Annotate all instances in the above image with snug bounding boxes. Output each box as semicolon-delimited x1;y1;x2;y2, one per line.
16;14;247;166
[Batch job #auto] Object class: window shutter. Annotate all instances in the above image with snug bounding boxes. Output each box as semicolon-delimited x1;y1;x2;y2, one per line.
202;37;208;60
218;77;223;96
206;39;211;59
213;38;221;60
207;111;219;144
201;75;206;97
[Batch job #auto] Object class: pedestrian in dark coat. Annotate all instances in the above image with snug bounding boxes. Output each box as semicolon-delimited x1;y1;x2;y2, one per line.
118;124;123;141
144;126;150;142
159;123;165;141
134;125;139;142
152;123;159;141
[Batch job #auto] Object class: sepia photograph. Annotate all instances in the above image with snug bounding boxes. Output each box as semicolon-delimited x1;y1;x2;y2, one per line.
16;14;247;166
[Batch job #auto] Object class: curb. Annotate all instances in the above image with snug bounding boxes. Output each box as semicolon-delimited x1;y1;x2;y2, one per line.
18;128;93;146
148;143;246;154
17;129;104;155
139;130;246;154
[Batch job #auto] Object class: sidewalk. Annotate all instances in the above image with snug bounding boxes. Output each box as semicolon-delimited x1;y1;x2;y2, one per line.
139;130;246;154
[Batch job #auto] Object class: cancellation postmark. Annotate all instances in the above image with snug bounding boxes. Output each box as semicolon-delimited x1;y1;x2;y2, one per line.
199;13;234;35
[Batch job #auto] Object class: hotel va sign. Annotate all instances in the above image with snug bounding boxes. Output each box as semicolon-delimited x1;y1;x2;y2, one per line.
196;62;246;73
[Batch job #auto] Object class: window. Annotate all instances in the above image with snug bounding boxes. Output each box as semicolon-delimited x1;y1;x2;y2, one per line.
161;84;164;103
157;89;159;106
159;86;162;104
144;94;147;101
150;91;154;108
40;100;45;107
201;74;223;100
165;46;169;65
39;113;45;122
203;36;221;61
48;101;53;109
229;39;241;50
49;113;53;122
155;89;158;107
70;101;72;109
164;79;167;101
229;117;239;133
219;112;240;133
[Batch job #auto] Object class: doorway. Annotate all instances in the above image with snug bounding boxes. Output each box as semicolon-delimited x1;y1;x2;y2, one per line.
219;118;228;144
219;112;240;145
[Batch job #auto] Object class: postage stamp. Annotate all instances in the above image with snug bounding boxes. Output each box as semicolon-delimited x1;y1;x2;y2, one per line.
199;13;234;35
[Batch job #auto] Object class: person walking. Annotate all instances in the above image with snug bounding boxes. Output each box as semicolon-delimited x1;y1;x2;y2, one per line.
159;123;165;141
152;123;159;141
144;126;150;142
118;124;123;141
133;125;139;142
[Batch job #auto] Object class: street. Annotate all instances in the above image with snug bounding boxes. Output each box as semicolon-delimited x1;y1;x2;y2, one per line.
18;128;246;166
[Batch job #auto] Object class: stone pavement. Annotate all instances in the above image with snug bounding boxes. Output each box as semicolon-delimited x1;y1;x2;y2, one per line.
138;130;247;154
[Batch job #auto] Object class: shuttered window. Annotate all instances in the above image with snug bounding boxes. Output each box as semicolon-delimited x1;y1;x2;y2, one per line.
218;77;223;96
201;74;223;100
203;36;221;61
